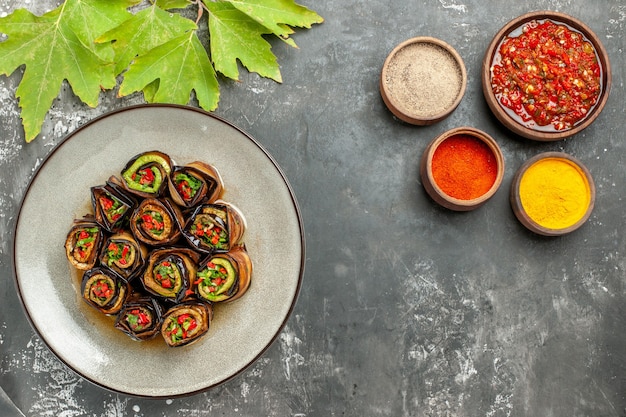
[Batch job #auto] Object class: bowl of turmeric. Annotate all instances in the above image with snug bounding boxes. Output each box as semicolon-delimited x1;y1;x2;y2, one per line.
420;127;505;211
510;152;595;236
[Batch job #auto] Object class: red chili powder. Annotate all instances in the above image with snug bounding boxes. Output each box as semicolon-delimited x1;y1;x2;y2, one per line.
431;134;498;200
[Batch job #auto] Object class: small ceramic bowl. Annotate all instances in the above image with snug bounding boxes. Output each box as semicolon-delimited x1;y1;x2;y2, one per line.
510;152;595;236
482;11;611;141
381;37;467;125
420;127;505;211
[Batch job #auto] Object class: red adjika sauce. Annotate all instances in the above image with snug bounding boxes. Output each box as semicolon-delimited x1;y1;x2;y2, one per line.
491;19;601;131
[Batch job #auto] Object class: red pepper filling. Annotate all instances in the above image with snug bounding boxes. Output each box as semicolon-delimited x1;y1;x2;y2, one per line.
153;260;178;290
139;210;165;236
164;313;198;343
131;167;156;187
191;216;227;249
99;194;125;224
74;227;98;261
174;172;202;202
106;241;131;267
91;279;113;302
491;19;601;131
125;308;152;331
195;261;228;293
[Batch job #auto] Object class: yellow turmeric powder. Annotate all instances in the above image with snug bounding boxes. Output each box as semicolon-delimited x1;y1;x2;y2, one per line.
519;157;591;229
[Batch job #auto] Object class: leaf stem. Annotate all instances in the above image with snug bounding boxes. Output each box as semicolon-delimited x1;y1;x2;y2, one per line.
193;0;209;25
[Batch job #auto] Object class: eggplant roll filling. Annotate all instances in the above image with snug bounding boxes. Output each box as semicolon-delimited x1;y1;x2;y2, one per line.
190;212;229;251
142;248;198;302
183;202;246;253
81;268;129;315
196;247;252;303
115;296;164;341
169;162;224;208
91;182;135;233
196;256;236;302
131;198;182;246
147;256;184;299
161;303;212;347
121;151;172;197
104;241;136;268
65;220;103;270
172;170;204;205
100;232;146;280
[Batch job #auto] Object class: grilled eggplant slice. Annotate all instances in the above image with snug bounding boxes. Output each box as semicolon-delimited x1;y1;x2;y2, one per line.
90;181;135;233
99;231;148;281
114;295;165;341
141;247;200;303
65;217;104;271
119;151;172;198
130;198;183;246
194;246;252;303
161;302;213;347
81;267;130;315
168;162;224;208
182;201;246;254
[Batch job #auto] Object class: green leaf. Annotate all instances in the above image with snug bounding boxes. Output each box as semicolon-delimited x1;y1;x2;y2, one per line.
205;0;282;82
228;0;324;47
97;3;197;74
0;0;322;143
64;0;143;60
118;31;220;111
0;0;139;142
155;0;193;10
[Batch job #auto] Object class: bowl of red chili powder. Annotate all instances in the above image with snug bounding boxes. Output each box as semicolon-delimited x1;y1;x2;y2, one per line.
482;11;611;141
420;127;505;211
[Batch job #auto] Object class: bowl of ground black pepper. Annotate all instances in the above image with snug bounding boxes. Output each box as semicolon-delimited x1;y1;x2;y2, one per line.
510;152;595;236
420;127;505;211
482;11;611;141
380;37;467;125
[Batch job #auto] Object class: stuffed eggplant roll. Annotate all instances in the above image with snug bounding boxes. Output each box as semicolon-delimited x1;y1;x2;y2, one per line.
141;248;200;303
65;218;104;270
195;246;252;303
90;181;135;233
161;302;213;347
81;267;130;315
114;295;164;341
168;162;224;208
100;231;147;281
130;198;183;246
182;201;246;254
118;151;172;198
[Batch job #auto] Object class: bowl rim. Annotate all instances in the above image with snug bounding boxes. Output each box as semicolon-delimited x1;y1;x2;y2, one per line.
381;36;467;125
481;10;612;141
421;126;505;210
510;151;596;236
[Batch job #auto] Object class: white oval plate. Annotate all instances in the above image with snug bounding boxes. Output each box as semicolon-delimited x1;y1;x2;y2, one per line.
13;105;305;398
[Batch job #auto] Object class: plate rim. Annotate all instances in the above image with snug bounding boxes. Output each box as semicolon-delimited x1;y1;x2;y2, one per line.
11;103;306;398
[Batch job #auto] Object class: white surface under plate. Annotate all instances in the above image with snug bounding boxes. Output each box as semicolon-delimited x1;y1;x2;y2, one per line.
13;104;305;398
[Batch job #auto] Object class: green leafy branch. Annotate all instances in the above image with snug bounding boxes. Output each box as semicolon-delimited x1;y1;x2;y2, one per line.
0;0;323;142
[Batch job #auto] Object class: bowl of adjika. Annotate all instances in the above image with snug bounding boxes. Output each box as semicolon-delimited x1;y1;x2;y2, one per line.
380;37;467;125
482;11;611;141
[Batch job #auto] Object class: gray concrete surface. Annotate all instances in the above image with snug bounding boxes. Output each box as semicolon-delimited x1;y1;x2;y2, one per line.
1;0;625;416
